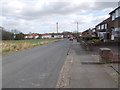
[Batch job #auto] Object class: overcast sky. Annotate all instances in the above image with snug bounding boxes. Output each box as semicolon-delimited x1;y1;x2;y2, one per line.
0;0;119;34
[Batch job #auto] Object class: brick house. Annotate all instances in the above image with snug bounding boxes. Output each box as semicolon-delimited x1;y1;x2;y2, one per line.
95;17;113;41
82;28;92;36
82;28;97;38
109;5;120;41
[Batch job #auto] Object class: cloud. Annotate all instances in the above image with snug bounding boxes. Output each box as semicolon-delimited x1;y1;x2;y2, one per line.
0;0;118;33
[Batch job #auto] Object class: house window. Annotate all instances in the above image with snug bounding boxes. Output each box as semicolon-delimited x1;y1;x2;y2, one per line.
101;24;104;29
115;9;118;18
111;28;115;40
115;27;120;31
92;29;95;32
97;25;100;30
113;28;120;37
105;24;107;29
118;8;120;17
112;13;115;21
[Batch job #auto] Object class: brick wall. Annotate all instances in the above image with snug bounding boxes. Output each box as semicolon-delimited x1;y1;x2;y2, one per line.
99;48;120;63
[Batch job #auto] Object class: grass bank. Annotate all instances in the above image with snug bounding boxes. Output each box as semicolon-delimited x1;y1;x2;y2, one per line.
1;39;63;55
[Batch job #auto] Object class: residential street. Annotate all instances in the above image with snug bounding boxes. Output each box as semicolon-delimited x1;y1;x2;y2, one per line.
1;1;120;89
2;39;118;88
2;39;72;88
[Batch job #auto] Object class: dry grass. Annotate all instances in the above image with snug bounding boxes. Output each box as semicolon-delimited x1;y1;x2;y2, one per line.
1;39;63;55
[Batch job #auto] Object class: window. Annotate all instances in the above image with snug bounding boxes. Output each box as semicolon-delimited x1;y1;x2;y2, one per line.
92;29;95;32
97;25;100;30
115;9;118;18
112;13;115;21
101;24;104;29
105;24;107;29
118;8;120;17
115;28;120;31
114;28;120;37
115;8;120;18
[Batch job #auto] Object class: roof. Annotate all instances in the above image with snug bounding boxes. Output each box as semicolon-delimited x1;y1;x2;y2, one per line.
42;34;51;36
25;34;38;36
82;28;91;33
54;33;63;35
109;6;120;14
95;17;111;26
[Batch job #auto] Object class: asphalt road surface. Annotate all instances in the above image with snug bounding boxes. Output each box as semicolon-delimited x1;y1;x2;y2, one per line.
2;39;72;88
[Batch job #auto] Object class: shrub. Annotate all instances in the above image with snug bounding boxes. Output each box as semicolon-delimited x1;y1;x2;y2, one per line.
88;39;101;43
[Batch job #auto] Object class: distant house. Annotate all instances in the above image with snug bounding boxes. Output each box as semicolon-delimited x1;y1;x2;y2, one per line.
91;28;97;37
41;34;52;39
25;34;39;39
82;28;92;36
54;33;63;39
67;33;73;38
109;5;120;41
77;33;82;37
82;28;97;38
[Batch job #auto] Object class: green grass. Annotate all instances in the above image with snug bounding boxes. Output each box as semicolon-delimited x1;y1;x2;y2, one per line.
1;39;63;55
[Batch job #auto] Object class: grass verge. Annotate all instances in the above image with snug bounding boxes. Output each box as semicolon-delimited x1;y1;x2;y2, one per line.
1;39;63;55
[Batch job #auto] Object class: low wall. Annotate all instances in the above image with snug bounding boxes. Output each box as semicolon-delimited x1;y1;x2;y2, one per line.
99;48;120;63
80;41;93;51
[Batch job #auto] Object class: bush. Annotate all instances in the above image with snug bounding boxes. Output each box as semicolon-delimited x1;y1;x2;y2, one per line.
88;39;101;43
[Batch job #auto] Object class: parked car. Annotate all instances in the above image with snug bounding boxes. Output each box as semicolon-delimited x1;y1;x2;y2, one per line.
69;37;73;41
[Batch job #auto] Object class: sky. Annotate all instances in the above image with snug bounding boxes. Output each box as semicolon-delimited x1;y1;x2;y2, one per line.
0;0;119;34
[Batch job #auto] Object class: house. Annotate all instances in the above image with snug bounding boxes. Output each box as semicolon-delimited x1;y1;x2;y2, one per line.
91;28;97;37
62;32;73;38
109;5;120;41
25;34;39;39
95;17;113;41
82;28;92;36
53;33;64;39
78;33;82;37
41;34;52;39
67;33;73;38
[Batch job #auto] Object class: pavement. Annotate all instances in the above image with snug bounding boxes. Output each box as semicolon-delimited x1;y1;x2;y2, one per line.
2;39;72;88
57;40;119;88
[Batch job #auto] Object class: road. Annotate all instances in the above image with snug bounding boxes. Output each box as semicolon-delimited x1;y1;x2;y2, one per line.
2;39;72;88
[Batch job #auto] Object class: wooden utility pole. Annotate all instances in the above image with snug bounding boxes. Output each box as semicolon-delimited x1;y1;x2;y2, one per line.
77;22;79;38
56;22;58;33
77;22;78;33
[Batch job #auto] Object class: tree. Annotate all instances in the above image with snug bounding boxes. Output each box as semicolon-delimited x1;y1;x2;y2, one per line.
15;33;25;40
2;29;14;40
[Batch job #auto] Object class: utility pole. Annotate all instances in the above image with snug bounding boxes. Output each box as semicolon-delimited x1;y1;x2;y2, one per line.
56;22;58;33
77;22;78;33
77;22;79;39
